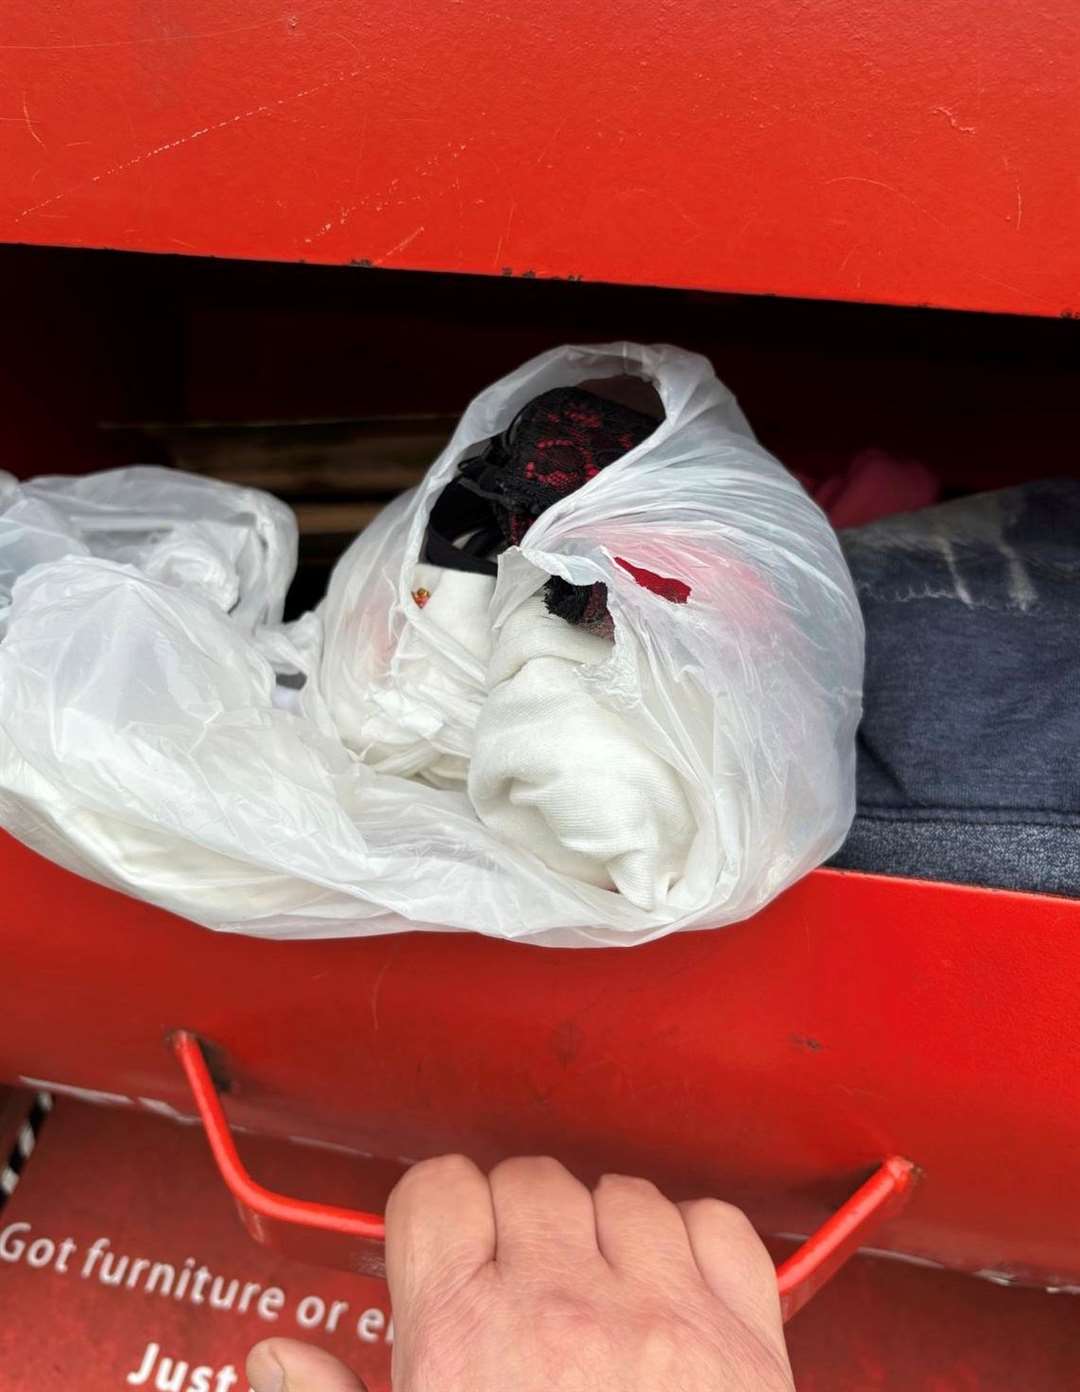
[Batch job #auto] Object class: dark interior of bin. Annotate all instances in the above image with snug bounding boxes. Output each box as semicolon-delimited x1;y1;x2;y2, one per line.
4;243;1078;616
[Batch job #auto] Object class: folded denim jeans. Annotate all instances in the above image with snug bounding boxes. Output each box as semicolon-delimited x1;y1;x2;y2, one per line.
831;479;1080;896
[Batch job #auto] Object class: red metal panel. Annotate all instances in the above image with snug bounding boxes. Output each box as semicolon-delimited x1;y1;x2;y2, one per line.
173;1032;389;1278
1;833;1079;1287
3;1099;1077;1390
0;1099;398;1392
172;1029;915;1316
782;1255;1080;1390
0;2;1077;316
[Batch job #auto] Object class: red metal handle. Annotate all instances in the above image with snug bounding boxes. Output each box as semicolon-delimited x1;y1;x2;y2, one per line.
173;1030;915;1320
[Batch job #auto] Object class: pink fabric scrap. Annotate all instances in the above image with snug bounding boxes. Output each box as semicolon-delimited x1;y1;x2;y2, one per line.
798;449;940;530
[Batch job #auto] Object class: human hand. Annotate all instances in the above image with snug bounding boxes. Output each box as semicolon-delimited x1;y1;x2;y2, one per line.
248;1154;794;1392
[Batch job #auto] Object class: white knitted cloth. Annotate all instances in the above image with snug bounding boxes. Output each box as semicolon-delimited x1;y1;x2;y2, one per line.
468;597;696;910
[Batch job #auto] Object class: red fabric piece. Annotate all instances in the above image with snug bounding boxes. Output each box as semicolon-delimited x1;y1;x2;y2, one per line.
615;557;692;604
612;450;937;610
799;449;940;530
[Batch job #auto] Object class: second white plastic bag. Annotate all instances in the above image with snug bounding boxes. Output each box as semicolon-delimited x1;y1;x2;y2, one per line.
0;464;295;635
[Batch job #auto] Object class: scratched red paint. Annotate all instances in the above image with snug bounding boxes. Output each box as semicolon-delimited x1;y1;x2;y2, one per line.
0;1;1077;315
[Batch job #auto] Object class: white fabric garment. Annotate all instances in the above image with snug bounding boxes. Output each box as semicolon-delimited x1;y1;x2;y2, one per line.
468;597;698;910
331;562;495;787
345;552;702;909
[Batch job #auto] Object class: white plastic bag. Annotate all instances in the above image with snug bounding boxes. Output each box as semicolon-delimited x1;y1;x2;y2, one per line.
0;465;296;635
0;345;863;946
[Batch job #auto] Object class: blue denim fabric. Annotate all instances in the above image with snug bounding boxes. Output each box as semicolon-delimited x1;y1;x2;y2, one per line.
830;479;1080;895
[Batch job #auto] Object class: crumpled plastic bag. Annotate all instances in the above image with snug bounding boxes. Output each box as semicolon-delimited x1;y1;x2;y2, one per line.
0;344;863;947
0;465;295;636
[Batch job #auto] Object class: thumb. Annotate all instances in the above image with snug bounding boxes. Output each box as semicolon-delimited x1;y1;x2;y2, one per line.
247;1338;367;1392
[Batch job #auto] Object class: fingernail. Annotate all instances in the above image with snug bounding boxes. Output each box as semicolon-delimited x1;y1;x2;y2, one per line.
248;1346;286;1392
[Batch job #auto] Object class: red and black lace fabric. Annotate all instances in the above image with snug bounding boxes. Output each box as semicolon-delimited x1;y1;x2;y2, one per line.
423;387;658;630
